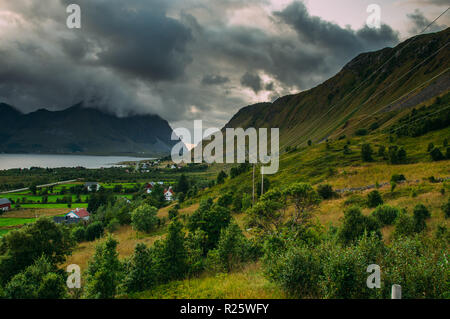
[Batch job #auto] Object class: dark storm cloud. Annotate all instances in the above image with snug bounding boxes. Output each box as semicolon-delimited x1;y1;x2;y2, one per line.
59;0;193;81
0;0;405;128
201;74;230;85
406;9;447;34
274;1;399;62
240;72;262;93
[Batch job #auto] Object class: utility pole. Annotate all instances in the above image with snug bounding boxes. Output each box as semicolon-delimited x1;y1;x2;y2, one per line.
252;164;255;204
261;167;264;197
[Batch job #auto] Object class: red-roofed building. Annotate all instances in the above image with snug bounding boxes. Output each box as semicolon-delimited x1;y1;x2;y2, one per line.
65;208;90;220
145;182;154;194
0;198;11;212
164;187;174;201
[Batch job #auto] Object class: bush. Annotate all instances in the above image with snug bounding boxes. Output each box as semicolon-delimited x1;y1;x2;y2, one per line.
216;223;251;272
367;190;383;208
131;204;159;233
121;243;155;293
168;208;179;220
442;198;450;219
85;221;104;241
393;210;415;238
84;235;122;298
71;226;86;242
391;174;406;183
338;206;381;245
355;128;368;136
361;143;373;161
106;218;120;233
317;184;334;200
430;147;445;161
263;243;322;298
372;205;400;226
217;192;233;207
413;204;431;232
4;256;67;299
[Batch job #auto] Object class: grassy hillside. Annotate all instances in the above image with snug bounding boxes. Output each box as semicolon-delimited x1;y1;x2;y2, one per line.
224;28;450;150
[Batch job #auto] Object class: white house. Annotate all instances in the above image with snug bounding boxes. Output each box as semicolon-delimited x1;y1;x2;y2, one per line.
84;182;100;192
65;208;90;221
164;187;174;201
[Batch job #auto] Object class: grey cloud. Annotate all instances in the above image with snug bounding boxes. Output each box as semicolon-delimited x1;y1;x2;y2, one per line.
0;0;405;130
407;9;447;34
240;72;262;93
201;74;230;85
274;1;399;62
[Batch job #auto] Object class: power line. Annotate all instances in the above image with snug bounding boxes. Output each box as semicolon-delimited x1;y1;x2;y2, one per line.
281;6;450;148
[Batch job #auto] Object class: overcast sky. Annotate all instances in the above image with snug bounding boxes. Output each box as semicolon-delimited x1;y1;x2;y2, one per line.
0;0;448;140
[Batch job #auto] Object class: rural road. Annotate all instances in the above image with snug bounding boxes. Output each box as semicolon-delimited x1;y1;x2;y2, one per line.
0;179;79;194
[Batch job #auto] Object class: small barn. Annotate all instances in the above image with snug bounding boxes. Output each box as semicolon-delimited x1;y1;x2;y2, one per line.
0;198;11;212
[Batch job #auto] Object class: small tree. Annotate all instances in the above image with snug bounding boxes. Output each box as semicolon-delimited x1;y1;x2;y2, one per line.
430;147;445;161
217;170;228;184
131;204;159;233
367;190;383;208
372;205;400;226
317;184;334;200
442;198;450;219
413;204;430;232
361;143;373;162
71;226;86;242
339;206;381;245
121;243;154;293
85;221;104;241
84;235;122;299
284;183;320;226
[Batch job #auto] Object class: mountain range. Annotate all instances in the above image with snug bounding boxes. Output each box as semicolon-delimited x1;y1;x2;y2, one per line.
0;103;179;156
224;28;450;149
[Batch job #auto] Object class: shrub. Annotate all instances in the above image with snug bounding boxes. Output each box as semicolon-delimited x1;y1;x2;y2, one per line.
216;223;250;272
361;143;373;161
85;221;104;241
131;204;159;233
338;206;381;245
217;170;228;184
71;226;86;242
263;243;322;298
413;204;431;232
317;184;334;200
391;174;406;183
430;147;445;161
84;235;122;298
393;210;415;238
106;218;120;233
4;256;67;299
218;192;233;207
168;208;179;220
355;128;368;136
367;190;383;208
121;243;155;293
372;205;400;226
442;198;450;219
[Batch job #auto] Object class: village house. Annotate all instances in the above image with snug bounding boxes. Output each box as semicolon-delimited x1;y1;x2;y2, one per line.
164;187;174;201
53;208;90;224
145;182;155;194
84;182;100;192
0;198;11;212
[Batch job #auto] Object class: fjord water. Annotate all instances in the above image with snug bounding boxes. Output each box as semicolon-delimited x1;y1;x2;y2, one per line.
0;154;152;170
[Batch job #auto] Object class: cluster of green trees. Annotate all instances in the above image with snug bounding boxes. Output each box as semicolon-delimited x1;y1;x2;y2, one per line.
361;143;407;164
393;93;450;138
78;198;260;298
0;219;75;299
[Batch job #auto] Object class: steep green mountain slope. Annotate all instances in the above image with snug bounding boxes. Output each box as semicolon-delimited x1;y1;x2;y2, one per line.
224;28;450;149
0;103;179;156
